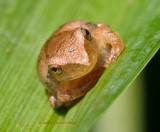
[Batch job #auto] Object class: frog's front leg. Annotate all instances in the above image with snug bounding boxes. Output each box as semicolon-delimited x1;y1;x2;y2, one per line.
48;92;75;107
57;67;105;103
96;23;124;67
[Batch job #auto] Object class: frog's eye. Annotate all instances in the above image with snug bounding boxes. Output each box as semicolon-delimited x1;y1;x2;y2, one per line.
49;65;62;75
81;28;92;41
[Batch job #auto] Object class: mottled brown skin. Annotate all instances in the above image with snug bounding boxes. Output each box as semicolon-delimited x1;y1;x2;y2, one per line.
37;20;124;108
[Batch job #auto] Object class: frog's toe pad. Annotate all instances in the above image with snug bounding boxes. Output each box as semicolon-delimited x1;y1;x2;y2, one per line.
48;93;63;108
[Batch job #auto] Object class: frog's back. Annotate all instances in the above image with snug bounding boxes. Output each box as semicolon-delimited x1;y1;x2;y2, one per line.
43;20;97;66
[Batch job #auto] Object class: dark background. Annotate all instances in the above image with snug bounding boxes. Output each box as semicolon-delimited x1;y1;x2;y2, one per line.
145;50;160;132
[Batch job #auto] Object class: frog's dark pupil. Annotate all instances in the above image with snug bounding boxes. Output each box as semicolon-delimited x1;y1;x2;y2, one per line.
86;30;90;35
52;67;57;72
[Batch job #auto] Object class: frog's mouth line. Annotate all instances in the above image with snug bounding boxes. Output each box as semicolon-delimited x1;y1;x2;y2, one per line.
57;67;105;102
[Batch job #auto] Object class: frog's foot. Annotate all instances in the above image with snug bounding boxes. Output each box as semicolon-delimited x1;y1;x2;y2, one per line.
96;23;124;67
104;46;122;67
48;93;63;108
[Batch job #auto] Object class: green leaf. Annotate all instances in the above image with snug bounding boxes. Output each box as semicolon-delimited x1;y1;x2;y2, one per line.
0;0;159;131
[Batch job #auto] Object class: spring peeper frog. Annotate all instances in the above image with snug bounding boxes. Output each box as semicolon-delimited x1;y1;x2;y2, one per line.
37;20;124;108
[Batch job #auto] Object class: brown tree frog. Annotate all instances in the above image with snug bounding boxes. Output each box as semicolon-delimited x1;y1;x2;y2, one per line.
37;20;124;108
